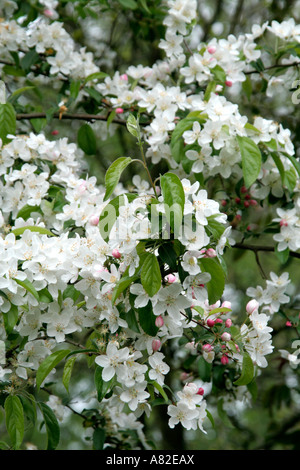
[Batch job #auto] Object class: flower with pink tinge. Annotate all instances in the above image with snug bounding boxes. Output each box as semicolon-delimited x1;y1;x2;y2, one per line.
89;215;99;226
221;332;231;342
207;46;216;54
222;301;232;309
167;274;176;283
225;319;232;328
246;299;259;315
152;339;161;352
120;74;128;81
221;355;229;365
112;248;121;259
202;344;213;352
155;315;164;328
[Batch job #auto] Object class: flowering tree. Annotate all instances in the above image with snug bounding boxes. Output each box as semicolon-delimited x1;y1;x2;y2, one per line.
1;0;300;451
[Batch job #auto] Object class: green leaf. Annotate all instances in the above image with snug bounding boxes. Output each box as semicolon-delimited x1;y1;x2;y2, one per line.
3;303;19;335
170;115;205;163
0;103;16;144
38;287;53;303
275;246;289;265
126;113;140;137
103;157;132;201
211;65;226;84
62;356;77;393
111;272;139;305
38;402;60;450
11;225;56;237
93;428;106;450
284;167;297;192
140;253;161;297
16;204;42;220
199;257;226;304
83;71;108;84
160;172;185;235
137;303;159;336
283;152;300;178
124;308;140;333
234;351;254;386
158;243;178;271
99;193;138;241
151;381;169;403
13;278;39;301
271;152;285;185
77;123;97;155
94;366;115;402
36;349;71;390
117;0;138;9
8;86;34;104
236;135;262;188
5;395;24;450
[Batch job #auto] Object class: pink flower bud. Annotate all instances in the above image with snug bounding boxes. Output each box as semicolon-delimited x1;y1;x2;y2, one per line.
280;219;288;227
197;387;205;395
44;8;54;17
221;332;231;342
89;215;99;226
246;299;259;315
120;74;128;81
207;46;216;54
152;339;161;352
112;248;121;259
205;248;217;258
167;274;176;283
155;186;161;196
180;372;190;381
225;318;232;328
215;318;223;324
225;80;233;87
221;355;229;365
202;344;213;352
207;318;215;328
286;321;292;327
222;301;232;309
51;130;59;135
155;315;164;328
116;107;124;114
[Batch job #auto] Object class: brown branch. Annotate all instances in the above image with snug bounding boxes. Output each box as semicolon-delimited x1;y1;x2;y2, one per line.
245;61;300;75
16;111;142;127
233;242;300;259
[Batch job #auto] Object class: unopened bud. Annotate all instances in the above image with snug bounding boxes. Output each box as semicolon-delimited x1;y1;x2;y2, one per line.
89;215;99;226
221;354;229;365
112;248;121;259
120;74;128;81
225;80;233;87
207;46;216;54
167;274;176;283
221;332;231;342
207;318;215;328
225;318;232;328
152;339;161;352
202;344;213;352
205;248;217;258
197;387;205;395
116;107;124;114
246;299;259;314
155;315;164;328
